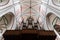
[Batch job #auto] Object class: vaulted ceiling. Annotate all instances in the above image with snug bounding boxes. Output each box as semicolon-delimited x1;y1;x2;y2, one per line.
20;0;42;21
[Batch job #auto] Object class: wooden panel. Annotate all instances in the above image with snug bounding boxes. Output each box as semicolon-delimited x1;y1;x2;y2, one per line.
3;30;56;40
38;30;56;36
22;29;37;34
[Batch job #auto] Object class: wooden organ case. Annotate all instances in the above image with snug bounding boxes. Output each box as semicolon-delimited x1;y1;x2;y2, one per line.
3;17;56;40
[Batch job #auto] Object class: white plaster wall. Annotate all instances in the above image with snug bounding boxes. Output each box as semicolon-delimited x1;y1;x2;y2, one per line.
40;4;48;30
13;0;20;3
0;0;13;9
49;0;60;10
0;0;20;39
46;4;60;39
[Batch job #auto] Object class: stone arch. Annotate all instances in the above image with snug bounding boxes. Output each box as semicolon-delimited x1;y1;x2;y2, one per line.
46;12;60;36
46;12;57;30
0;12;15;33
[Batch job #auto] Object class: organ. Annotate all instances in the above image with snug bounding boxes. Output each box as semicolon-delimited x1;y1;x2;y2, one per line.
3;17;57;40
3;30;56;40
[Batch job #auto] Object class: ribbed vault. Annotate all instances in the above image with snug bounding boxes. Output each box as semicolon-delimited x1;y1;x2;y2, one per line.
20;0;42;22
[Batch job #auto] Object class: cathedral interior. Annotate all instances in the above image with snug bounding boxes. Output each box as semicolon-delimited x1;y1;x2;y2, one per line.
0;0;60;40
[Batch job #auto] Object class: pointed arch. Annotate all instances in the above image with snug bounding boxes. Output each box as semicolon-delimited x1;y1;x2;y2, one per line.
0;12;15;33
46;12;60;36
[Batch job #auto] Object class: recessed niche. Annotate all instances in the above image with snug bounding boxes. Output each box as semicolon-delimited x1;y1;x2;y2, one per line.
46;13;60;35
0;12;14;33
52;0;60;7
